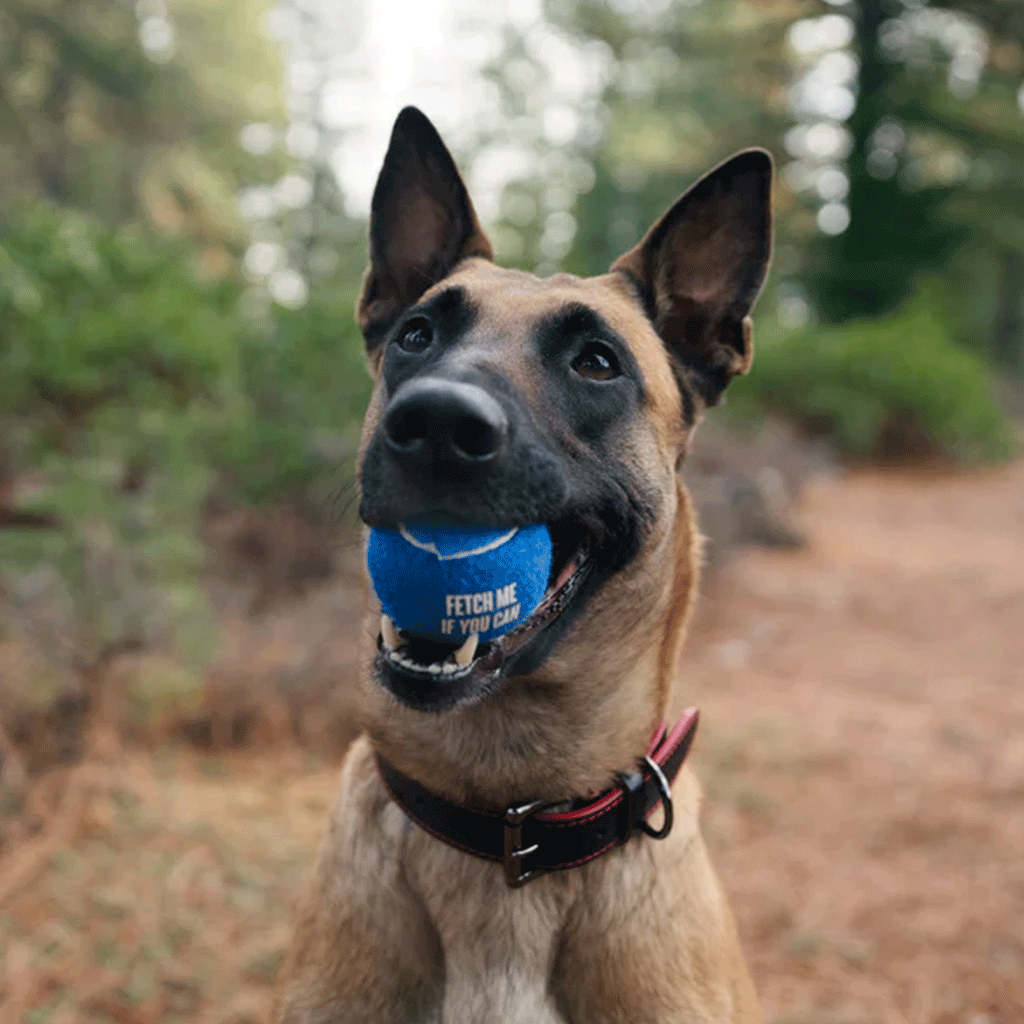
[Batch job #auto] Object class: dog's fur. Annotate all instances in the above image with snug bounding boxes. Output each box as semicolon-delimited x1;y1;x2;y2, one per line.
275;107;772;1024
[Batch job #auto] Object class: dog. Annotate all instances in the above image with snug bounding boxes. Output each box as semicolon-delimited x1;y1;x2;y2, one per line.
275;106;772;1024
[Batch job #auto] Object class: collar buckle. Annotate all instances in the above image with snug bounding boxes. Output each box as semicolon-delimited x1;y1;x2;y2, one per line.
503;798;554;888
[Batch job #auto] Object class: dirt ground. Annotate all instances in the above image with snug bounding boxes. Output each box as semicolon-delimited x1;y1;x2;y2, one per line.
2;459;1023;1023
688;459;1024;1024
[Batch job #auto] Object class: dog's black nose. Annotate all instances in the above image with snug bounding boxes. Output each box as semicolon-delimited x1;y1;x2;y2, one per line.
383;378;507;471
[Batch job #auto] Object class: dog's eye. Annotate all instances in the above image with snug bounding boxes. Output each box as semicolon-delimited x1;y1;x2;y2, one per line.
572;343;620;382
397;318;433;354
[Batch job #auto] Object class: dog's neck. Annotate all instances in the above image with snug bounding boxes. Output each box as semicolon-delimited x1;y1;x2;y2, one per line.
361;481;700;809
366;645;664;807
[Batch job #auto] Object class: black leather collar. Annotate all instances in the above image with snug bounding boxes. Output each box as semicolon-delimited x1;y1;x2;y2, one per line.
376;707;699;888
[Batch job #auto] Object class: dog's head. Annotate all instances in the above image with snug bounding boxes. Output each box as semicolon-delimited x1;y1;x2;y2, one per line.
356;107;771;731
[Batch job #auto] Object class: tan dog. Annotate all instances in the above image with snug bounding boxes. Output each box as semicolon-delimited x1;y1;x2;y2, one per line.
275;107;772;1024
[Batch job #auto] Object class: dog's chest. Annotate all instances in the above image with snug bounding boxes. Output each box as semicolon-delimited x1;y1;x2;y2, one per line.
404;827;574;1024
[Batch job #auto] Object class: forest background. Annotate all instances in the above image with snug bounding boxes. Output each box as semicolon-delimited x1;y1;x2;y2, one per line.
2;0;1022;709
1;1;1023;1022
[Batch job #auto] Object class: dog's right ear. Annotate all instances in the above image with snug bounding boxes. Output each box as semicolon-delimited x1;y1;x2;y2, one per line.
358;107;493;352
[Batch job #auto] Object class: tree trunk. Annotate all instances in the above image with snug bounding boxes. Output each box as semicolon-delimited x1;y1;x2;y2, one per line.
993;249;1024;373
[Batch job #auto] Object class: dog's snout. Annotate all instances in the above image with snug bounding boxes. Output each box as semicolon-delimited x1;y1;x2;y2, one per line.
383;378;508;470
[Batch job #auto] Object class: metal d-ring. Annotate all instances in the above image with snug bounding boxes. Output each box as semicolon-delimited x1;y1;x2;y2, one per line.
638;755;674;840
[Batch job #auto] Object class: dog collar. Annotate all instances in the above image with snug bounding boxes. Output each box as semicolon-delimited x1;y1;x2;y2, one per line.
376;707;699;888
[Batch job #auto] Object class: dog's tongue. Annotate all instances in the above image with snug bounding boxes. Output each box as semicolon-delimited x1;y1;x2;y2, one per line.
551;555;578;594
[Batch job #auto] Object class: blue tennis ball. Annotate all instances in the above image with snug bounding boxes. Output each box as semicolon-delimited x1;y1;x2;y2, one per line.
367;523;553;644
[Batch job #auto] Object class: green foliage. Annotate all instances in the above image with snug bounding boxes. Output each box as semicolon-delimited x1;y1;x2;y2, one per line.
731;300;1016;464
0;206;367;710
803;1;965;323
247;287;368;424
1;203;367;502
0;208;237;683
2;404;219;675
0;0;284;238
792;1;1024;350
544;0;794;279
0;206;243;423
222;284;369;507
541;0;1024;369
0;0;367;723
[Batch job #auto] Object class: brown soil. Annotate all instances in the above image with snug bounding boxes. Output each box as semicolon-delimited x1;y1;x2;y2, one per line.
687;460;1024;1024
2;461;1022;1023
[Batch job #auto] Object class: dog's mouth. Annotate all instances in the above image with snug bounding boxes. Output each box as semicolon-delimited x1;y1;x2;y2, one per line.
374;524;595;712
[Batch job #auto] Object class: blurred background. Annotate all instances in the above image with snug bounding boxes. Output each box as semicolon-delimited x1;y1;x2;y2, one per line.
1;0;1022;1021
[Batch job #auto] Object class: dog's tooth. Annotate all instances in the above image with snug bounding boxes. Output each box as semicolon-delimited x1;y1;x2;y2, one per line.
381;614;401;651
454;632;479;667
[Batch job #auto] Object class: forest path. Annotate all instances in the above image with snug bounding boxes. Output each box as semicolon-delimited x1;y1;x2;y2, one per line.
685;459;1024;1024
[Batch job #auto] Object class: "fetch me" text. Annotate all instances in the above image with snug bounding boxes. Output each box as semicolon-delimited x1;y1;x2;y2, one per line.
440;582;520;636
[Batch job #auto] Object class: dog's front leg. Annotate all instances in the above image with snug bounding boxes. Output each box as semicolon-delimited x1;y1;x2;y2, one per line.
274;738;444;1024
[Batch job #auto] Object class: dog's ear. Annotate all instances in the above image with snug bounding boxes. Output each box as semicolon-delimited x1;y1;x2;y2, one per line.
612;149;772;406
358;107;493;350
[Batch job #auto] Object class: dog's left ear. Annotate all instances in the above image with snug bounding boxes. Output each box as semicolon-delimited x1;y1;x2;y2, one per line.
358;106;493;350
612;149;772;406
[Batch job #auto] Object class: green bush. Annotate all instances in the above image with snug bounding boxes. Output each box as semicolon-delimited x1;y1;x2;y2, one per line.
0;205;369;718
0;209;239;693
0;207;243;423
1;204;370;503
225;285;370;507
731;300;1016;464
